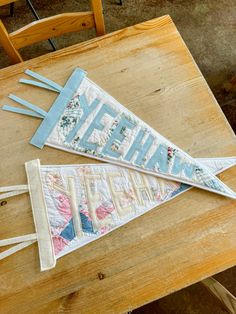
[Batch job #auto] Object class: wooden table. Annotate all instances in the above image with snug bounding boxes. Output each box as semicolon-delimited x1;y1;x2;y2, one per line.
0;15;236;314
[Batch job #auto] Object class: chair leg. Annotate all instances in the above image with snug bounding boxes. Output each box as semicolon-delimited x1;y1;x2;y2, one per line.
90;0;105;36
202;277;236;314
119;0;123;5
10;3;14;17
25;0;56;51
0;19;23;63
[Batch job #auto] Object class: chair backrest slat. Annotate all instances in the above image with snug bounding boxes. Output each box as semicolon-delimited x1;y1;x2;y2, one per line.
10;12;95;49
0;0;105;64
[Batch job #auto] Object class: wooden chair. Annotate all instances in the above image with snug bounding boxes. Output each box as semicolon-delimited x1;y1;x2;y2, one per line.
0;0;105;64
202;277;236;314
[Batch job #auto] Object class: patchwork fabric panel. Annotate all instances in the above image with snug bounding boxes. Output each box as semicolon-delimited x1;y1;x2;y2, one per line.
39;157;236;260
45;73;235;198
1;157;235;271
40;164;183;258
2;68;236;199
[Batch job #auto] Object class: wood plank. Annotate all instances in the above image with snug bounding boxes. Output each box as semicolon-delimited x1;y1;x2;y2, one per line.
0;15;236;313
10;12;95;49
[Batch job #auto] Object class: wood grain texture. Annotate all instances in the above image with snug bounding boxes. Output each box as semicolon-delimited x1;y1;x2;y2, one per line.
10;12;95;49
0;15;236;314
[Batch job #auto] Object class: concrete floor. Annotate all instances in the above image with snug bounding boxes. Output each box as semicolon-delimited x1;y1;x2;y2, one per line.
0;1;236;313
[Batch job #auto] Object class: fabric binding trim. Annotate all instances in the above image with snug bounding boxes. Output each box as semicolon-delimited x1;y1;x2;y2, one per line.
25;159;56;271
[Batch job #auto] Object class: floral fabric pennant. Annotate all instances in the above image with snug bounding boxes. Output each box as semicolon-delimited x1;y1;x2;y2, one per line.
0;157;235;271
2;68;236;199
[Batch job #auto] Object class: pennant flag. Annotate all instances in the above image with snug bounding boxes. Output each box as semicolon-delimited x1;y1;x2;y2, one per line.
0;157;235;271
2;68;236;199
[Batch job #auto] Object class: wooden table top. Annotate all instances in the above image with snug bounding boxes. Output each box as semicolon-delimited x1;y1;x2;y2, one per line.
0;15;236;314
